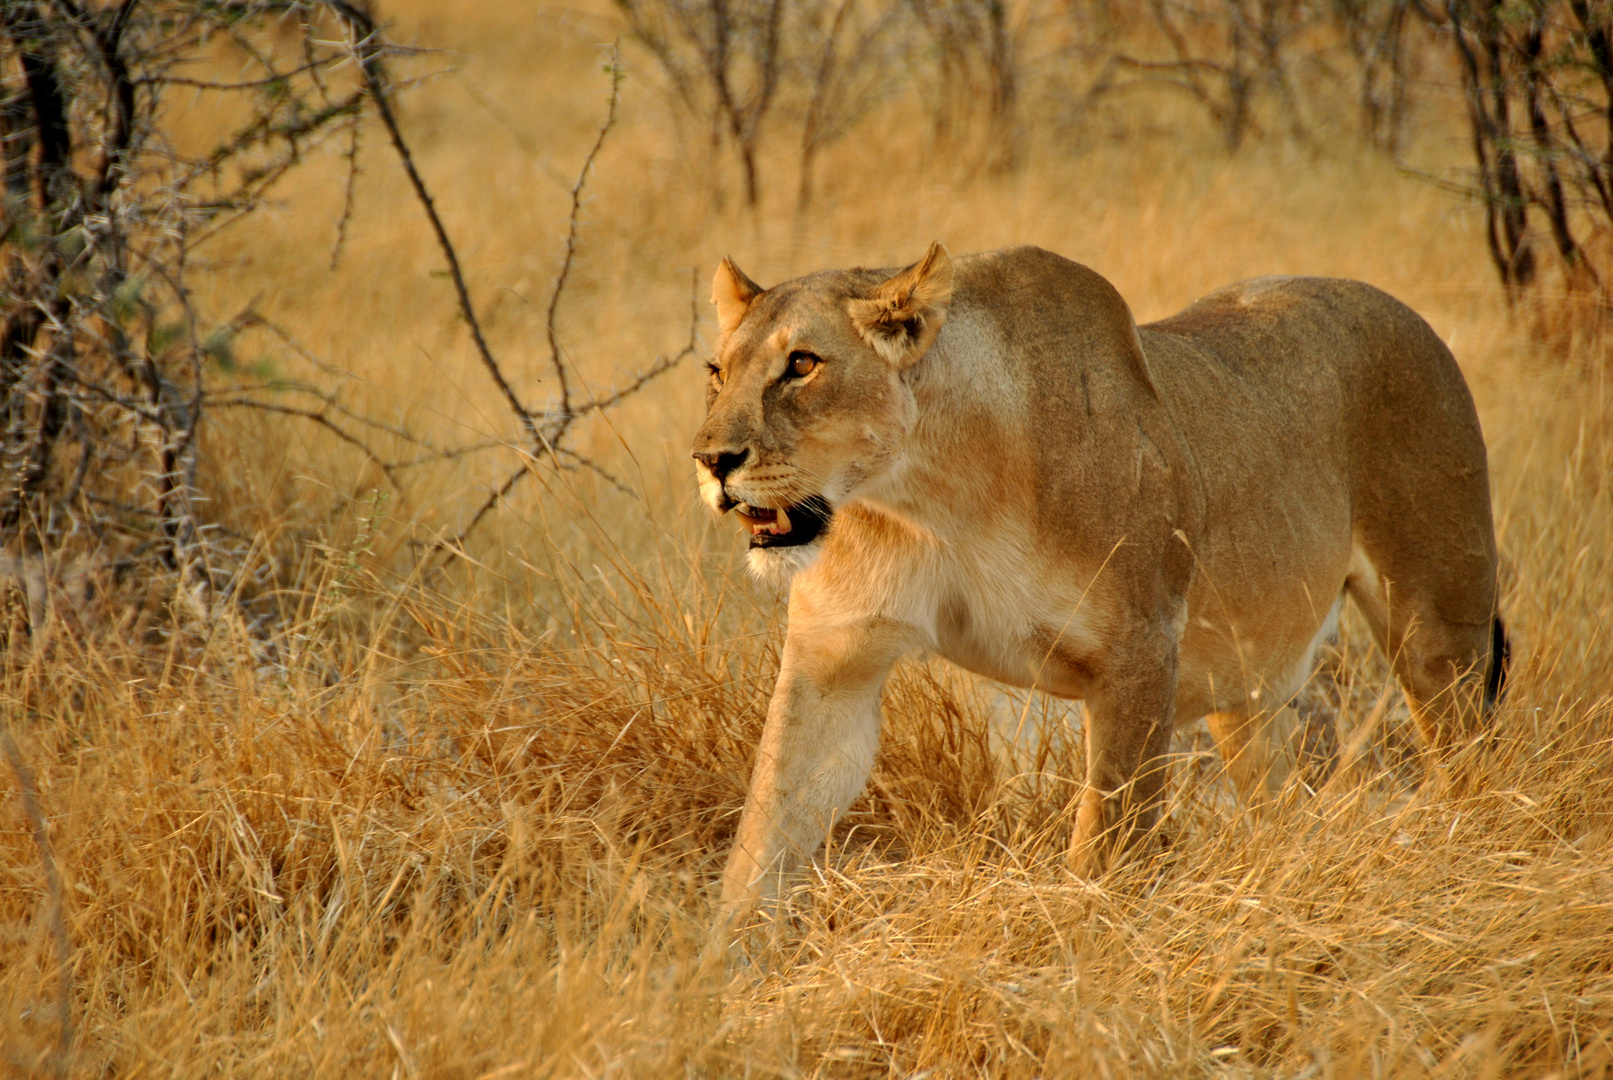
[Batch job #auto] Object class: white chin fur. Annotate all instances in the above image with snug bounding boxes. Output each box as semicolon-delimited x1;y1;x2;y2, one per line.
746;542;822;587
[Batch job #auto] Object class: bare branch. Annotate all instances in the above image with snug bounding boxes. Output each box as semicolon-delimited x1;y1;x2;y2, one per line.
328;4;540;449
205;399;402;490
556;446;636;496
135;57;339;91
545;44;623;421
329;119;363;271
431;461;533;565
572;266;700;418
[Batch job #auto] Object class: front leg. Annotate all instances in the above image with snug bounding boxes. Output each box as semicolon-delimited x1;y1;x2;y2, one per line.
1069;627;1180;877
719;615;911;920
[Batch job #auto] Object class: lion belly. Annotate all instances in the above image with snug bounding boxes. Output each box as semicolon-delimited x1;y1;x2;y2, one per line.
923;535;1352;723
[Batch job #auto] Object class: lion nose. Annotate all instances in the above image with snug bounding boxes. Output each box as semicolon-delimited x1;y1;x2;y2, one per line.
693;448;749;481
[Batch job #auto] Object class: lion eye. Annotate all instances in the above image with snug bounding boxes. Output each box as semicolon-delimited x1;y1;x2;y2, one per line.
787;351;821;379
708;363;725;385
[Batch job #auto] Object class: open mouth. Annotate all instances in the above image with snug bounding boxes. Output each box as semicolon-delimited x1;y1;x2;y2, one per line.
734;496;833;549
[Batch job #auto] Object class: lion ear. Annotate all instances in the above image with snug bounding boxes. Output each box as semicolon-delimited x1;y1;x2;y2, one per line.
712;257;762;336
847;242;954;369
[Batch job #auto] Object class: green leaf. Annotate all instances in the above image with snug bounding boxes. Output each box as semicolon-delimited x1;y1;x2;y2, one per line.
201;327;238;372
147;320;189;360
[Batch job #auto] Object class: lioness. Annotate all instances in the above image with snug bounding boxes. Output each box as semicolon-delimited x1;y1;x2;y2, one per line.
693;244;1507;914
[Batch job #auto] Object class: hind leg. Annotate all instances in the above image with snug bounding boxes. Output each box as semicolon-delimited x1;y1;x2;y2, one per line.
1068;631;1179;877
1206;704;1299;810
1344;547;1494;757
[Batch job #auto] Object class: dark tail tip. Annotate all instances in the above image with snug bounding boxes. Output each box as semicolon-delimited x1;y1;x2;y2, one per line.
1483;615;1511;712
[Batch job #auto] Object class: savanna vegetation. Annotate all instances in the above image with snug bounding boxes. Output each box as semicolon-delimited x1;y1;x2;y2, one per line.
2;1;1611;1076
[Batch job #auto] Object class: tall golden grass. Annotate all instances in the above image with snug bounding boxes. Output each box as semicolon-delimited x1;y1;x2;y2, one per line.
4;2;1612;1076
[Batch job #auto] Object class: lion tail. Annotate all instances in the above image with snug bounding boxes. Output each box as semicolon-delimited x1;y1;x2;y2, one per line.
1483;614;1511;714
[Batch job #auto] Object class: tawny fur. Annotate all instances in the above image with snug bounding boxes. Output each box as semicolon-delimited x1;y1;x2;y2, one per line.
693;244;1502;919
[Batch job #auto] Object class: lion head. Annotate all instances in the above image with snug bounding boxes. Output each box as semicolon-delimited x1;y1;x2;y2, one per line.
692;243;954;581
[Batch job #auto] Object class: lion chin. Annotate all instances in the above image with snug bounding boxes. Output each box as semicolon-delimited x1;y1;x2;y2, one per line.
746;543;823;587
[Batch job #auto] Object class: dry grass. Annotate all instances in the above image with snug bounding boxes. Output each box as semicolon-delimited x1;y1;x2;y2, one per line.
4;2;1613;1077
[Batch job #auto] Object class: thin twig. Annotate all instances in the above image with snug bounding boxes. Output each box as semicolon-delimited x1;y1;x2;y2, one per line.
329;118;362;271
432;462;534;564
207;379;433;447
206;391;506;470
2;730;72;1078
434;267;701;564
545;43;623;422
330;4;540;448
206;399;401;490
573;268;701;418
429;443;635;571
250;317;364;383
556;446;635;496
570;346;692;419
135;58;337;91
387;439;507;470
